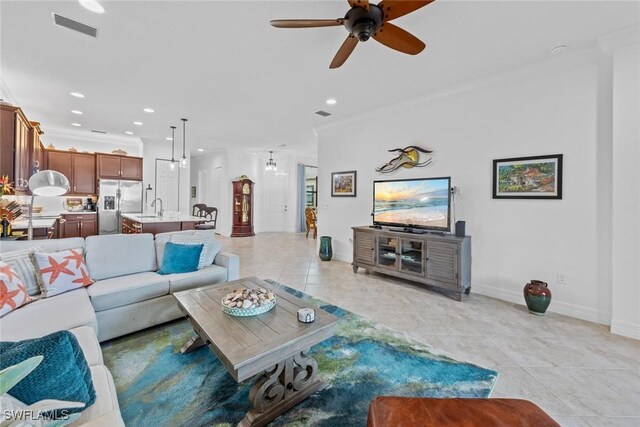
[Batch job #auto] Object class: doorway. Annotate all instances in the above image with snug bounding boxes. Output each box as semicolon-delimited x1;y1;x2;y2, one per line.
263;169;290;232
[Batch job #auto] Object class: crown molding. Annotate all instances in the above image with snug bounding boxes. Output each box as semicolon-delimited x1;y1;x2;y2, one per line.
598;24;640;53
46;126;143;147
314;44;605;133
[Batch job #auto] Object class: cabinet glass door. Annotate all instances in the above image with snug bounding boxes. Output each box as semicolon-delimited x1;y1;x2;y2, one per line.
377;236;398;269
399;239;424;276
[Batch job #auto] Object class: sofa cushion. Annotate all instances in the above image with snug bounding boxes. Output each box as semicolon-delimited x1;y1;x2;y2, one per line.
166;264;228;293
85;234;156;281
0;261;31;317
158;242;204;275
0;246;43;296
0;331;96;416
0;237;85;254
69;365;123;427
88;272;169;312
155;230;222;269
70;326;103;367
31;248;94;298
0;288;97;341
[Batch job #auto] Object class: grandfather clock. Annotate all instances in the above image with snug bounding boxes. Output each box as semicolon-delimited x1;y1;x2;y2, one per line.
231;178;255;237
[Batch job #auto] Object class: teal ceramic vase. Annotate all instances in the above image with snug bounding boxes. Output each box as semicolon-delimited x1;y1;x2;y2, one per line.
319;236;333;261
523;280;552;315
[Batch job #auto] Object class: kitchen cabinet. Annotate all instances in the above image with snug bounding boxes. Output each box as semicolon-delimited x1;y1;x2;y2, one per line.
29;122;45;175
46;151;96;195
97;154;142;181
61;214;97;238
0;102;32;192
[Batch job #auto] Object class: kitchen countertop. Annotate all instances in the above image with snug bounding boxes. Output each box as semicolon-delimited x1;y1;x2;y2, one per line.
12;217;57;230
122;213;204;224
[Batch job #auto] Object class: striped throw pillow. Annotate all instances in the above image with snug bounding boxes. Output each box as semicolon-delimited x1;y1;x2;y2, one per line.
0;247;42;297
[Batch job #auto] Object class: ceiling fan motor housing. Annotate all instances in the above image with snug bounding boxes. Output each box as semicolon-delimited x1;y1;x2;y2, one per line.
345;5;383;42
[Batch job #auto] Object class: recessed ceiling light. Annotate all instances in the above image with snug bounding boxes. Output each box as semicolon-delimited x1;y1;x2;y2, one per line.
71;123;82;127
70;92;85;98
326;98;337;105
78;0;105;14
125;131;134;135
197;148;204;152
551;44;566;55
143;108;154;113
71;110;83;115
166;137;173;141
133;121;143;126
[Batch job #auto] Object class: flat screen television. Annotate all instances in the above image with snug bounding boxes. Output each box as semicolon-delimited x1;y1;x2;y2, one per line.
373;177;451;232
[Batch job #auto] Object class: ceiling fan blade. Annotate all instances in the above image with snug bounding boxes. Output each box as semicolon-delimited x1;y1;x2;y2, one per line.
377;0;435;21
330;36;359;69
348;0;370;11
373;22;425;54
270;19;344;28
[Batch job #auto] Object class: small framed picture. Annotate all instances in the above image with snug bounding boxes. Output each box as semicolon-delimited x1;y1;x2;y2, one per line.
191;186;196;198
331;170;357;197
493;154;563;199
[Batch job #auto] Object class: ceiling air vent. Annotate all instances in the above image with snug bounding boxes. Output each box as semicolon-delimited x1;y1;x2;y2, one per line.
315;110;331;117
91;129;107;134
52;13;98;38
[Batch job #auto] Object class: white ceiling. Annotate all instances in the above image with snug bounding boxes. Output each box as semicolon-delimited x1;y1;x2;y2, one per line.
1;1;638;157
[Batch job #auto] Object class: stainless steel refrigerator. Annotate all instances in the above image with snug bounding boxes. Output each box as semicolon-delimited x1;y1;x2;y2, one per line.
97;179;143;234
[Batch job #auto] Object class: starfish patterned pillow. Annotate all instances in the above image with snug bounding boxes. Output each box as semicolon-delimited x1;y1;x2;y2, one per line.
31;248;94;298
0;261;31;317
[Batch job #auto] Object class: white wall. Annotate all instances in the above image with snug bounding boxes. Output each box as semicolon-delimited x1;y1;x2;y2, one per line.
317;50;617;325
189;149;316;236
610;35;640;339
142;143;190;214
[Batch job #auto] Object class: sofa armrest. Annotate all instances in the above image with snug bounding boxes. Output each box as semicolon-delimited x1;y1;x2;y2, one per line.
213;251;240;281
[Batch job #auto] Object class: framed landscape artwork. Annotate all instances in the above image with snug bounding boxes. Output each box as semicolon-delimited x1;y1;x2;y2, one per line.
331;170;357;197
493;154;563;199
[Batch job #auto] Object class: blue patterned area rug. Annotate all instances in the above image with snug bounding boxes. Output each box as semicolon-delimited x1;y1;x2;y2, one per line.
101;282;498;426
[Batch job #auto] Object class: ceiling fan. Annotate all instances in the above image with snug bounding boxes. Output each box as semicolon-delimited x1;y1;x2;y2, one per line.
270;0;435;69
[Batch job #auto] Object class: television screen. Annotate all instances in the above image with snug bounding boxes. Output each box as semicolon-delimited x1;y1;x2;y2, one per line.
373;177;451;231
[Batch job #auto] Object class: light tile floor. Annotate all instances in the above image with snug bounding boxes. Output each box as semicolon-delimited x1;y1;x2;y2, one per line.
219;232;640;426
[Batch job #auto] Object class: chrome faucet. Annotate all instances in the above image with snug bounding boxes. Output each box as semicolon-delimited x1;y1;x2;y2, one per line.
150;198;164;217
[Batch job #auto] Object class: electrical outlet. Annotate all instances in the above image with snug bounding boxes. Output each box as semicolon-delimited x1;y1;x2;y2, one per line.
557;272;568;285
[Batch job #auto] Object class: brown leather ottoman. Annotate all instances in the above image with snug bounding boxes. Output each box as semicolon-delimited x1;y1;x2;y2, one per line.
367;397;560;427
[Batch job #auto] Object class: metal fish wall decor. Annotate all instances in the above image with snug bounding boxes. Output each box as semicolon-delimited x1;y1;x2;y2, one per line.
376;146;433;174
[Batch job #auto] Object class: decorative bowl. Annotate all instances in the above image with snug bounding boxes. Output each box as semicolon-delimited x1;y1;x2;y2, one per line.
222;298;276;317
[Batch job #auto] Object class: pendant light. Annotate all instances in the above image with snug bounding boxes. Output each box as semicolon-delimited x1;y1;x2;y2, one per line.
179;118;188;168
265;151;277;171
169;125;177;171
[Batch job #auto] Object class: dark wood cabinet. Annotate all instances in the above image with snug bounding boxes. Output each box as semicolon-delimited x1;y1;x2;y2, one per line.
97;154;142;181
120;156;142;180
61;214;97;238
47;151;73;183
0;103;32;192
29;122;45;176
72;153;96;194
231;178;255;237
46;151;96;195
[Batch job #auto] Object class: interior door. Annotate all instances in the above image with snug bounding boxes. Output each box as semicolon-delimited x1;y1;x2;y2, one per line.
155;159;180;213
263;170;289;231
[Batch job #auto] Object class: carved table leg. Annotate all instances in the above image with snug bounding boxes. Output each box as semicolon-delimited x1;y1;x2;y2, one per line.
180;335;205;354
239;350;325;427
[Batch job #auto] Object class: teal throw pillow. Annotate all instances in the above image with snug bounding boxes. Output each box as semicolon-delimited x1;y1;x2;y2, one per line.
158;242;204;275
0;330;96;416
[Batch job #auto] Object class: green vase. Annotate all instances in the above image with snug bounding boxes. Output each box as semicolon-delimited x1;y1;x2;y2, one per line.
523;280;552;315
319;236;333;261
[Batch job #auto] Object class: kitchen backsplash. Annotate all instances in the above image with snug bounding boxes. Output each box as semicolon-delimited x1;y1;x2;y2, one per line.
2;195;95;215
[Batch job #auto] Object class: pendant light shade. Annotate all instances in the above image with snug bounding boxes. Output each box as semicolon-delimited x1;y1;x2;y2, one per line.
265;151;277;171
180;118;188;168
169;125;177;171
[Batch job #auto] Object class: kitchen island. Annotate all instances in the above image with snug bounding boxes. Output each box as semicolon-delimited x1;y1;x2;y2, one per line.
121;213;205;235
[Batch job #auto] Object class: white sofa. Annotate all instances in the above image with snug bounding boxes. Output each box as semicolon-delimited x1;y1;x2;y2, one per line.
0;231;240;426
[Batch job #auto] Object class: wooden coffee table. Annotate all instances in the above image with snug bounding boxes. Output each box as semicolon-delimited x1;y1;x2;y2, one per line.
173;277;338;427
